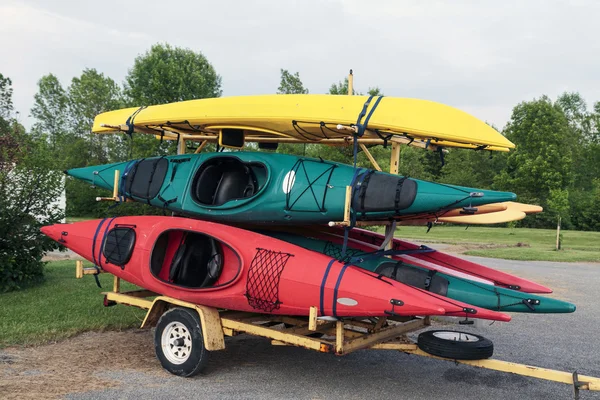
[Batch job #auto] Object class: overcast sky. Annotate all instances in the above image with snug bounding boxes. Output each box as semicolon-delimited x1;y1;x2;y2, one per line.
2;0;599;130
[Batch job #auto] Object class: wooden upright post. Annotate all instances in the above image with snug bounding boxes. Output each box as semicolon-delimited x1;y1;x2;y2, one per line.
113;276;121;293
112;170;120;199
336;320;345;354
75;260;83;279
384;142;403;250
308;306;318;331
177;136;186;155
390;142;401;175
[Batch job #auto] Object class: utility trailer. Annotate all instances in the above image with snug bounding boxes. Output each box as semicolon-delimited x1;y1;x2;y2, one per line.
77;261;599;399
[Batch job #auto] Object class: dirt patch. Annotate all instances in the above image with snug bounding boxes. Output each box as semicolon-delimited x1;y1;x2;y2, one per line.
42;251;82;262
0;330;160;399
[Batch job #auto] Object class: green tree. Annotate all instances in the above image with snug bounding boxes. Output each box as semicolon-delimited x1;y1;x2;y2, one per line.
0;135;65;292
30;74;69;153
588;101;600;177
329;77;355;95
495;96;573;227
125;43;222;158
67;68;125;164
0;73;18;165
398;146;434;180
0;73;13;118
367;87;384;96
62;69;128;217
439;148;507;189
570;179;600;231
0;77;63;291
277;69;308;94
328;77;383;96
68;69;123;137
30;70;132;218
125;43;222;105
275;69;309;155
556;92;592;191
554;92;600;230
556;92;591;139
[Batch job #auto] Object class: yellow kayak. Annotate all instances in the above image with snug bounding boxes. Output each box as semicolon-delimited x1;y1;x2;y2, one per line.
92;95;515;151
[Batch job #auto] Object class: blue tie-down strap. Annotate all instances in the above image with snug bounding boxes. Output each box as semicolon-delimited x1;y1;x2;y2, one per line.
119;160;137;199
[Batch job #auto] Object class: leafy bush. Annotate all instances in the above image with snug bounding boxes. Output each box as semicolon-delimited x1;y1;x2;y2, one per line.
0;128;64;292
569;182;600;231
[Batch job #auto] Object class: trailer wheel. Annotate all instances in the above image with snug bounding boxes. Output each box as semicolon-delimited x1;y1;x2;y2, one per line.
154;307;208;377
417;330;493;360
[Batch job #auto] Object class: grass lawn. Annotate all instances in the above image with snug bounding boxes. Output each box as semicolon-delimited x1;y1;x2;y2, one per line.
0;261;145;348
383;226;600;262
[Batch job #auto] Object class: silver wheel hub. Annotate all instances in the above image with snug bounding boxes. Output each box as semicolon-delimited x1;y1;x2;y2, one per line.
161;322;193;364
432;331;480;342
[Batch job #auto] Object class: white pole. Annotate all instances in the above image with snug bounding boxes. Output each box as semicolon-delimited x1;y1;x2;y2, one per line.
556;216;561;250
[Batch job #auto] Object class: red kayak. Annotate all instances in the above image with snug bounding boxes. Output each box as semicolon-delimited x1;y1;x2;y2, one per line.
313;227;552;294
41;217;510;321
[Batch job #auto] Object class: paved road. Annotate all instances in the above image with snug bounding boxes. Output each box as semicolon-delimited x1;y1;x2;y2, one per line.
64;256;600;400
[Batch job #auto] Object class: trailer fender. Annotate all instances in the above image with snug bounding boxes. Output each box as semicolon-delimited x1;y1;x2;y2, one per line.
141;296;225;351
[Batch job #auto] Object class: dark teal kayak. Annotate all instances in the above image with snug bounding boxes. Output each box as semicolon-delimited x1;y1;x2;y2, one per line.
66;152;516;225
264;231;576;314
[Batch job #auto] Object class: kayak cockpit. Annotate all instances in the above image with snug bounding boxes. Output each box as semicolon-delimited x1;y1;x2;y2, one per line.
151;229;240;289
374;261;450;296
192;156;267;207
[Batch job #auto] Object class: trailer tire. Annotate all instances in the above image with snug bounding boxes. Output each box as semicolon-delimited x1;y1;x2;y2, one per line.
154;307;208;377
417;330;493;360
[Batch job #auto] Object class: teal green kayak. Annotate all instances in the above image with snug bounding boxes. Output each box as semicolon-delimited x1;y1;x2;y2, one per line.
264;231;576;314
66;152;516;225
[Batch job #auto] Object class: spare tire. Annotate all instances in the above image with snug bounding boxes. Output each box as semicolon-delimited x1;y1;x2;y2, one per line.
417;330;493;360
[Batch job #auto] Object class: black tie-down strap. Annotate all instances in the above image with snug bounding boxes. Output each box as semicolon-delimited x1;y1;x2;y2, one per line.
358;170;375;211
144;156;166;204
156;157;191;209
394;177;407;212
93;265;102;288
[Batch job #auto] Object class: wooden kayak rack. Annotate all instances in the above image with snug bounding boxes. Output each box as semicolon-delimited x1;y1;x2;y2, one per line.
75;262;599;397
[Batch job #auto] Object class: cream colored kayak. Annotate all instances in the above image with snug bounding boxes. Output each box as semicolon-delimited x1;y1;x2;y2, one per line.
92;95;515;151
436;202;542;224
504;202;543;214
398;201;542;226
437;209;526;224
